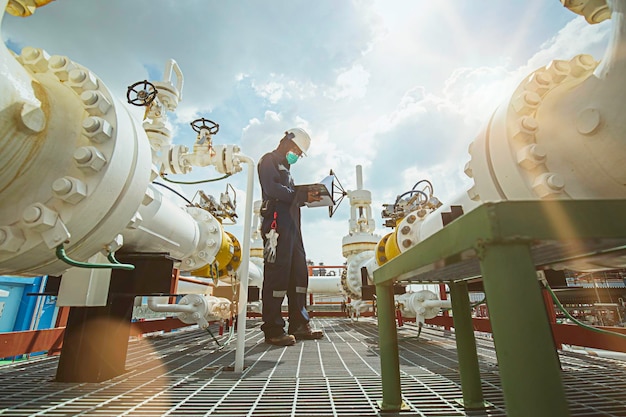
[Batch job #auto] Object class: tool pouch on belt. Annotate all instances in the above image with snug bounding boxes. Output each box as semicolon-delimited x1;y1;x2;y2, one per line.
260;199;276;218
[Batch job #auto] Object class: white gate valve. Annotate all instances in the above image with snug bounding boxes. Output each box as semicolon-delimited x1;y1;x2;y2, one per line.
166;118;245;176
396;290;452;324
152;59;183;111
176;294;232;329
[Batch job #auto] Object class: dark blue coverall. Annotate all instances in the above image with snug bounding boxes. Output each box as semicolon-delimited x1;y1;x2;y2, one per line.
257;149;310;338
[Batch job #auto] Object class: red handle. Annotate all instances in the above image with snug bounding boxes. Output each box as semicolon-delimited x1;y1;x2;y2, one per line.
270;211;277;229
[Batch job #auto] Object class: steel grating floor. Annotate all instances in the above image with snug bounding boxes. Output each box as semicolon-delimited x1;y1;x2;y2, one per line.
0;318;625;416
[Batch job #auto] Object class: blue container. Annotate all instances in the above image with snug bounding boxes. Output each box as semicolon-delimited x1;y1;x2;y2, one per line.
0;276;58;359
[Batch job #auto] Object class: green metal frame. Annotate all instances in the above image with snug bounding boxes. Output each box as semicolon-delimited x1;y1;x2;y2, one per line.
449;280;486;409
374;199;626;417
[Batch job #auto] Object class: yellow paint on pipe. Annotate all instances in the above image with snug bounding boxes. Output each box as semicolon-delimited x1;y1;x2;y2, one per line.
6;0;55;17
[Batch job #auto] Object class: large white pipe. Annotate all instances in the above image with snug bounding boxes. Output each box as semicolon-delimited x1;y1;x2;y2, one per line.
121;184;201;260
247;257;263;288
308;276;343;294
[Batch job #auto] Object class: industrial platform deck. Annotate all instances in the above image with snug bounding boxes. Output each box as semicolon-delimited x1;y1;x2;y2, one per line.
0;317;625;416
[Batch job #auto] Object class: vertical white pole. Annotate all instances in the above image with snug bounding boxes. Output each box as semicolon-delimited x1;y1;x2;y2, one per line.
234;155;255;372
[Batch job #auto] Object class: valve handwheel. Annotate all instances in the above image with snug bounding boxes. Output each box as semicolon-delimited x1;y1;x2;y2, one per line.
190;118;219;135
126;80;158;106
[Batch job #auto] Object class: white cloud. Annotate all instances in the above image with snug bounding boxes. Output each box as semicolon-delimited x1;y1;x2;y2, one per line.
442;66;515;125
251;75;318;104
325;64;370;100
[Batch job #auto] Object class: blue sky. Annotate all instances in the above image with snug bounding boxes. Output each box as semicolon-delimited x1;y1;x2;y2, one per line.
2;1;611;266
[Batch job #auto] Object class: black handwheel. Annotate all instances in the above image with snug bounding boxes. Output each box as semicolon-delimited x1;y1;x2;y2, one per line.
190;118;219;135
126;80;158;106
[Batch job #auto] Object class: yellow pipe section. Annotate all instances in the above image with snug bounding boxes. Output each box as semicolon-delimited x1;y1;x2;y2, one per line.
6;0;55;17
375;233;391;266
383;230;401;264
561;0;611;24
191;230;241;279
376;230;403;267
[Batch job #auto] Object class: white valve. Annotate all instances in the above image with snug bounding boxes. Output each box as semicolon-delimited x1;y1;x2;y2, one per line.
396;290;451;323
152;59;183;111
147;294;232;329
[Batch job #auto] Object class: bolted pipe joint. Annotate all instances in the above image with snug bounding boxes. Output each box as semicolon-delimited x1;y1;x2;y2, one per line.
19;46;50;73
545;60;571;83
512;116;539;143
512;91;541;115
562;0;611;24
22;203;58;232
0;226;25;252
67;68;98;93
82;116;113;143
532;172;566;198
81;90;112;116
517;144;547;170
18;102;46;133
525;71;553;97
52;176;87;204
569;54;597;78
48;55;76;81
73;146;107;172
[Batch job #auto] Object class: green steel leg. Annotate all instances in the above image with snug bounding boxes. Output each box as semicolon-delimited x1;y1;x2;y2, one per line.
449;280;485;409
479;242;570;417
375;281;402;411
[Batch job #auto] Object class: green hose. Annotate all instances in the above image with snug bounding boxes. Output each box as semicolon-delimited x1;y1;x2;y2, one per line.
206;327;221;346
107;251;135;270
160;173;231;184
544;282;626;340
56;244;135;270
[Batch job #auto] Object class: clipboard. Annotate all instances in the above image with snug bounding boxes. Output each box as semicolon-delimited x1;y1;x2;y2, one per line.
296;175;335;207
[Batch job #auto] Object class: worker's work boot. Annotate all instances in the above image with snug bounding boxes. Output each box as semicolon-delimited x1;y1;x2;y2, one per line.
265;333;296;346
289;323;324;340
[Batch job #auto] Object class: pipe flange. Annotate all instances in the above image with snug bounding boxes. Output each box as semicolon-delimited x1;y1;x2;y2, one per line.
3;48;123;271
464;53;599;202
342;250;374;300
180;207;223;272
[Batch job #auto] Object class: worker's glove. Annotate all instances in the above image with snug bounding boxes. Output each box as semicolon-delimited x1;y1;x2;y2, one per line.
264;229;279;263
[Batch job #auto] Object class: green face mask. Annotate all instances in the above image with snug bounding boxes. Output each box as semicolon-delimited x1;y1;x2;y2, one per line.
286;151;299;165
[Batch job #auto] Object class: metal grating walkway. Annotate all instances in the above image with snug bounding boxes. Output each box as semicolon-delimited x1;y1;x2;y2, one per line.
1;318;625;416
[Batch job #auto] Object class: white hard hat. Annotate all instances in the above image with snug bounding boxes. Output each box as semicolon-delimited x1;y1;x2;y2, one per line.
285;128;311;155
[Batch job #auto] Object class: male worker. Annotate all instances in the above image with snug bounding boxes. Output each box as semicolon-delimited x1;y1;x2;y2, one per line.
257;128;324;346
